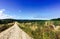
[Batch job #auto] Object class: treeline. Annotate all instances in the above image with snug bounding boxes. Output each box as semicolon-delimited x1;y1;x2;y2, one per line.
0;19;47;24
0;18;60;24
0;19;15;24
51;18;60;21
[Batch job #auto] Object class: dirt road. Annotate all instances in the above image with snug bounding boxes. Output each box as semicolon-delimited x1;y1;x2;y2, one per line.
0;22;33;39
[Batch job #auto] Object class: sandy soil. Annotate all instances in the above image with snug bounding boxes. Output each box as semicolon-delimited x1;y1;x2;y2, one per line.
0;22;33;39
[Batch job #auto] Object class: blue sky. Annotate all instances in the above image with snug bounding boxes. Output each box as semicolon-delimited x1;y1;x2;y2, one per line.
0;0;60;20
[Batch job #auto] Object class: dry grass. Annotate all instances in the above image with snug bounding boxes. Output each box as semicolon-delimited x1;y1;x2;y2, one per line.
0;22;14;32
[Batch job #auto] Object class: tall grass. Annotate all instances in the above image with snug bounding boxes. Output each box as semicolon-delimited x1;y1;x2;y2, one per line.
18;21;60;39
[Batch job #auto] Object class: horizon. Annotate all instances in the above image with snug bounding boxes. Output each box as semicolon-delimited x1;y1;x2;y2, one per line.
0;0;60;20
0;18;60;20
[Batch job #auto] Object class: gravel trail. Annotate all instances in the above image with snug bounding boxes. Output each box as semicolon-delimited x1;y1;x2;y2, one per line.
0;22;33;39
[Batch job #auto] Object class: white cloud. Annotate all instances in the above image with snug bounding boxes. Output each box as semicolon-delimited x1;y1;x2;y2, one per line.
0;9;13;19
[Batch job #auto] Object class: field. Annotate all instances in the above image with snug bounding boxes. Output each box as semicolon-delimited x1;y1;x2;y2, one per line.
0;19;60;39
0;22;14;32
18;20;60;39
